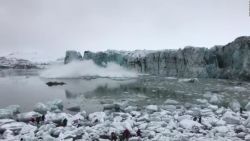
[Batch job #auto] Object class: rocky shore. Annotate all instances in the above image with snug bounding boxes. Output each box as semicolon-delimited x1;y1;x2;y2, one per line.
1;98;250;141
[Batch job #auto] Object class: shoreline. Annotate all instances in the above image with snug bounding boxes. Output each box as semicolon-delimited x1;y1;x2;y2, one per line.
0;99;250;141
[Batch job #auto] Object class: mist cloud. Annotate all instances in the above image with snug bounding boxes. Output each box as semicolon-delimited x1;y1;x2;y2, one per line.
40;60;138;78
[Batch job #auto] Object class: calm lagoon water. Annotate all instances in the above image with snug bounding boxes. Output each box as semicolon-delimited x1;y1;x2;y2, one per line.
0;69;250;113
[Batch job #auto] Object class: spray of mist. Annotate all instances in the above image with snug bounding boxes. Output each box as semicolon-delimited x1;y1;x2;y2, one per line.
40;60;138;78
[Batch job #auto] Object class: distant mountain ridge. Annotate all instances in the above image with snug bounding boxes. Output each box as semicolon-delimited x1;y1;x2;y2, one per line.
64;36;250;81
0;57;39;69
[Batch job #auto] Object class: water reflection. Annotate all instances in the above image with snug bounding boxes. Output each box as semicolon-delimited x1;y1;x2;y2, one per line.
65;90;78;99
64;76;250;112
0;69;250;113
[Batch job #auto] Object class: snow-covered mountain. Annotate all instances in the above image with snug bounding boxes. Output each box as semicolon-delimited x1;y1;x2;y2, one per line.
6;51;60;63
0;57;39;69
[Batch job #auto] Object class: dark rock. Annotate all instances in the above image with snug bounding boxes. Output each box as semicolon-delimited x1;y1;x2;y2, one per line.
67;106;80;112
46;82;66;87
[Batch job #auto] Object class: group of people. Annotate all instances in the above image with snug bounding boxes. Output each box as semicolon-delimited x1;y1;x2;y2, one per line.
193;115;202;123
29;115;45;125
29;115;68;127
110;129;142;141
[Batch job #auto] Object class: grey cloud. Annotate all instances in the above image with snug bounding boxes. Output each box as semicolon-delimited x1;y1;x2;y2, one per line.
0;0;249;59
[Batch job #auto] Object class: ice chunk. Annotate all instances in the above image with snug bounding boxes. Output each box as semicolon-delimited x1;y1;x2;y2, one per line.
130;111;141;117
229;99;241;112
0;119;15;126
244;117;250;128
0;109;14;119
5;105;20;115
34;102;49;114
178;78;198;83
47;99;64;111
196;99;208;105
36;123;56;137
0;121;25;131
19;124;37;137
162;105;176;112
209;95;220;104
164;99;179;105
245;134;250;141
222;111;240;124
215;120;226;126
0;105;20;119
88;112;106;123
214;126;228;133
245;102;250;111
179;119;201;129
45;112;68;124
17;111;41;122
2;129;18;140
145;105;158;112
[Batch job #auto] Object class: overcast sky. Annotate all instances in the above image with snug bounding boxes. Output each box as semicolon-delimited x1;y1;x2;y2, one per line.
0;0;249;60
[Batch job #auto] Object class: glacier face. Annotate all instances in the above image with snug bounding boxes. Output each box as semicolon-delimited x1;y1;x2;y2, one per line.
64;50;83;64
64;36;250;80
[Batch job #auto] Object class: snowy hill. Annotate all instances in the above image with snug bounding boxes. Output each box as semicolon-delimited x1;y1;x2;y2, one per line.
0;57;39;69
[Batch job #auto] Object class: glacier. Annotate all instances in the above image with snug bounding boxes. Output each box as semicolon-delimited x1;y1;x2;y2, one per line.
65;36;250;81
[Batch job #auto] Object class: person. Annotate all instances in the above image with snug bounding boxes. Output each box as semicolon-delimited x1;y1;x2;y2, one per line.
111;132;117;141
136;129;141;137
62;118;67;127
240;107;244;114
0;128;5;135
36;116;40;125
198;116;202;124
31;117;35;123
41;115;45;121
123;129;130;141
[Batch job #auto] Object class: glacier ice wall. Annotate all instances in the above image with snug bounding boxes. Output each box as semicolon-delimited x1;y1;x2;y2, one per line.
65;36;250;80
